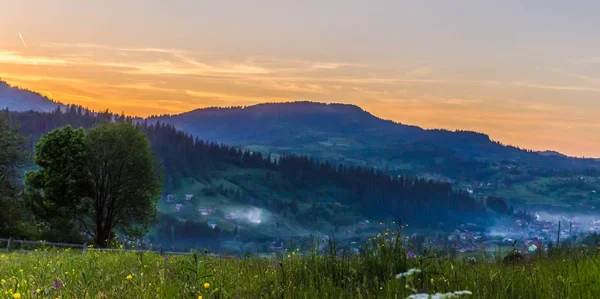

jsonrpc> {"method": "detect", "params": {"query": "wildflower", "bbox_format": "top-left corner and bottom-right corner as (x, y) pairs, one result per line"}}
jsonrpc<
(396, 268), (421, 278)
(52, 280), (62, 288)
(120, 244), (124, 249)
(203, 282), (210, 289)
(198, 296), (203, 299)
(1, 279), (4, 284)
(126, 274), (133, 280)
(407, 251), (417, 259)
(380, 222), (383, 225)
(287, 254), (291, 259)
(13, 293), (21, 299)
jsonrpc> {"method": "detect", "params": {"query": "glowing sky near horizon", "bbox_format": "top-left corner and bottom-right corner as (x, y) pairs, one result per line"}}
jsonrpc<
(1, 1), (600, 157)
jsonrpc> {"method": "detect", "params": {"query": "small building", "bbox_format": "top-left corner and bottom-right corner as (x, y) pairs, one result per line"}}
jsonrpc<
(199, 208), (212, 216)
(269, 241), (284, 252)
(224, 212), (238, 220)
(166, 194), (175, 203)
(175, 204), (183, 212)
(184, 194), (193, 201)
(207, 220), (217, 229)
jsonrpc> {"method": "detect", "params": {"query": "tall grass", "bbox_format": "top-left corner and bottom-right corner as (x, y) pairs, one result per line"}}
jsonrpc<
(2, 228), (600, 298)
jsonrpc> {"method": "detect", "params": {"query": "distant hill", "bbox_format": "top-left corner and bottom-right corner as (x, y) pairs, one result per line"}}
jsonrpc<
(150, 102), (600, 210)
(151, 102), (598, 171)
(0, 80), (64, 112)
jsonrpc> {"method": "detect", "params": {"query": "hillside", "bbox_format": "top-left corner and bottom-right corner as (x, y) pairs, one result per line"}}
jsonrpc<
(7, 108), (496, 252)
(152, 102), (600, 210)
(0, 80), (64, 112)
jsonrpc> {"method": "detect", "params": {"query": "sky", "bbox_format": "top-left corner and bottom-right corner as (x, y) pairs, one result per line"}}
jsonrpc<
(1, 1), (600, 157)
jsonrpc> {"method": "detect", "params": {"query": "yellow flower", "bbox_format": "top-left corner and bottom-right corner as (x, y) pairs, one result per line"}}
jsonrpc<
(36, 289), (41, 294)
(380, 222), (383, 225)
(120, 244), (123, 249)
(203, 282), (210, 289)
(1, 279), (4, 284)
(198, 296), (203, 299)
(13, 293), (21, 299)
(126, 274), (133, 280)
(287, 254), (291, 259)
(292, 252), (295, 255)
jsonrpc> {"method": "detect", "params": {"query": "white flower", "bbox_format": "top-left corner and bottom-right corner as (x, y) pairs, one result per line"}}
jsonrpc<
(396, 268), (422, 278)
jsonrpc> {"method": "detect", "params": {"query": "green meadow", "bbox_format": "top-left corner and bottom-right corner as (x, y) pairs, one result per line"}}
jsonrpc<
(2, 231), (600, 299)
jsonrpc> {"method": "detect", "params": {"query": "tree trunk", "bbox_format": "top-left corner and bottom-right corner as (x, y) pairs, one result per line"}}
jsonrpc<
(95, 227), (111, 248)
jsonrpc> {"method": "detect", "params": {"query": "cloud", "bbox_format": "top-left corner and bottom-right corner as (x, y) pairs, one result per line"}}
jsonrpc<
(443, 98), (481, 106)
(0, 50), (70, 66)
(311, 62), (365, 70)
(572, 56), (600, 65)
(405, 67), (432, 78)
(512, 81), (600, 92)
(527, 103), (558, 112)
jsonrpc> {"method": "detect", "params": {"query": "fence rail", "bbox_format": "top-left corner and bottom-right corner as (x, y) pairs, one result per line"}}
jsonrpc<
(0, 237), (199, 256)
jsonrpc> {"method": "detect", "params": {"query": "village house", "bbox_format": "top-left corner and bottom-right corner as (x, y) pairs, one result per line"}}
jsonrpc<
(224, 212), (238, 220)
(198, 208), (212, 216)
(166, 194), (174, 203)
(269, 240), (284, 252)
(184, 194), (193, 201)
(207, 220), (217, 229)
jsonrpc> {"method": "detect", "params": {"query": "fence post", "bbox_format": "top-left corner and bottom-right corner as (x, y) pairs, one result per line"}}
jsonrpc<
(82, 242), (88, 254)
(557, 221), (561, 246)
(6, 237), (12, 251)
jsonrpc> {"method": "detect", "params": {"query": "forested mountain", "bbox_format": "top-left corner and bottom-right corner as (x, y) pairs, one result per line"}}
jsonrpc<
(151, 102), (600, 210)
(5, 108), (497, 250)
(1, 81), (598, 211)
(0, 80), (64, 112)
(152, 102), (598, 171)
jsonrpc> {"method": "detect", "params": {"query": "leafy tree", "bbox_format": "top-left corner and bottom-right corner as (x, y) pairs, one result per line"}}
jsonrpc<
(0, 112), (29, 236)
(26, 125), (92, 241)
(85, 122), (161, 247)
(27, 122), (161, 247)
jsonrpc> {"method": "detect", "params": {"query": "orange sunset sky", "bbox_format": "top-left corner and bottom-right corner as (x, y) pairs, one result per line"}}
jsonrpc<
(1, 1), (600, 157)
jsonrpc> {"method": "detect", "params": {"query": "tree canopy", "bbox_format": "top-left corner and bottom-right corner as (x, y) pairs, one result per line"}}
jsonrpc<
(0, 112), (29, 236)
(26, 122), (161, 246)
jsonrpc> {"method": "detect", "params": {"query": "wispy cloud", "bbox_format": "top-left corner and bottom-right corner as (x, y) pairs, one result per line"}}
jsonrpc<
(443, 98), (481, 106)
(0, 50), (69, 66)
(512, 81), (600, 92)
(527, 103), (558, 112)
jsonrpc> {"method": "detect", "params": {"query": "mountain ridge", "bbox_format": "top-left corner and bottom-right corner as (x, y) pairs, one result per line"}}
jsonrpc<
(0, 80), (65, 112)
(0, 80), (587, 159)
